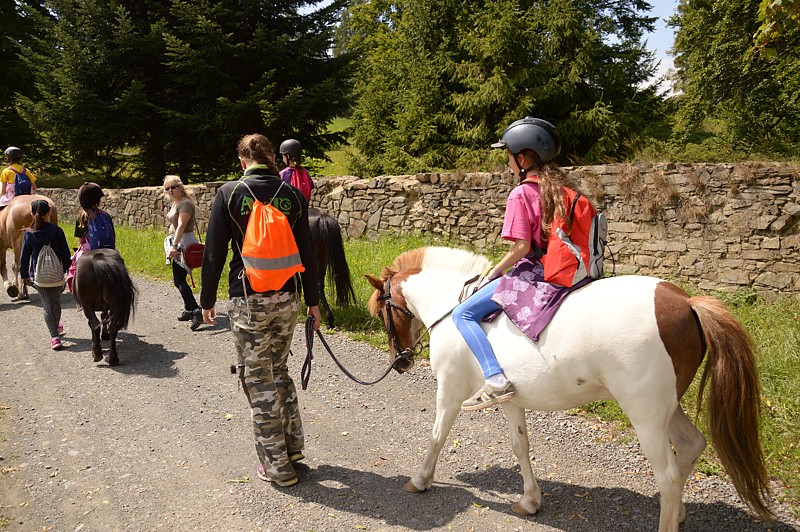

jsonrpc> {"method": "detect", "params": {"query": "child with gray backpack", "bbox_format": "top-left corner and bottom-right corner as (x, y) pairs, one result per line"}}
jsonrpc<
(20, 199), (72, 350)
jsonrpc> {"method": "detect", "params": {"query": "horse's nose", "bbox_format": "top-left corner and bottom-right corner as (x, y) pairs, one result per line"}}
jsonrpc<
(394, 358), (415, 373)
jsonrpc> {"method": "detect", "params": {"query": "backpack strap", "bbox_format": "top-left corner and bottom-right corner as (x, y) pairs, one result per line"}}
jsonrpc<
(569, 192), (582, 224)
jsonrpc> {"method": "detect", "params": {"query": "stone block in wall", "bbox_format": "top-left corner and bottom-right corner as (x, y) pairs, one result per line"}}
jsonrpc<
(721, 270), (751, 285)
(610, 221), (638, 233)
(754, 271), (794, 290)
(388, 215), (404, 227)
(762, 237), (781, 250)
(367, 208), (382, 230)
(770, 215), (794, 233)
(783, 235), (800, 250)
(353, 199), (371, 211)
(773, 262), (800, 274)
(349, 219), (366, 237)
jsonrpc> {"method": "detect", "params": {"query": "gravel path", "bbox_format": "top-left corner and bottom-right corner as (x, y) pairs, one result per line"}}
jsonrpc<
(1, 271), (798, 531)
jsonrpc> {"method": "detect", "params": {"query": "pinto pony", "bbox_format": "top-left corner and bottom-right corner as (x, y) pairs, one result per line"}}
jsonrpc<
(72, 248), (137, 366)
(309, 207), (355, 327)
(0, 194), (58, 299)
(366, 246), (772, 532)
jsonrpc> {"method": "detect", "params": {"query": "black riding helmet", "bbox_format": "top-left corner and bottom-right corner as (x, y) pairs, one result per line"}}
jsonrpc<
(78, 182), (104, 210)
(279, 139), (303, 157)
(4, 146), (23, 161)
(491, 117), (561, 162)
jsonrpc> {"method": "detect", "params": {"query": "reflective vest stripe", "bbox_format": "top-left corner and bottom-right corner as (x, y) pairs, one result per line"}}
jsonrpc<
(242, 253), (303, 271)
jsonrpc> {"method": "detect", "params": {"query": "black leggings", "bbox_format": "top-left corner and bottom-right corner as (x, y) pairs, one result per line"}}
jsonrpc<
(172, 260), (199, 312)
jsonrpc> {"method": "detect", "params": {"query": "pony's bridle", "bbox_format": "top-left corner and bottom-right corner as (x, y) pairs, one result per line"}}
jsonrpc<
(377, 275), (419, 364)
(378, 275), (452, 364)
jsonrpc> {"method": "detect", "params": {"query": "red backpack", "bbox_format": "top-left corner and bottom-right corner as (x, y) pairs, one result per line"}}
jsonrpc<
(288, 167), (313, 203)
(539, 186), (607, 288)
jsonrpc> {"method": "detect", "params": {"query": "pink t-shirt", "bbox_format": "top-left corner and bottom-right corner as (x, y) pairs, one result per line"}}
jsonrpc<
(501, 181), (543, 249)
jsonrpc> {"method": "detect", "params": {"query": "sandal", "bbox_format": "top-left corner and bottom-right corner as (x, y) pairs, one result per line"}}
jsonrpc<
(461, 381), (516, 411)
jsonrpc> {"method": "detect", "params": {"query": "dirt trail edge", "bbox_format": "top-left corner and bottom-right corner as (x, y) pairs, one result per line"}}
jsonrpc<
(1, 273), (798, 532)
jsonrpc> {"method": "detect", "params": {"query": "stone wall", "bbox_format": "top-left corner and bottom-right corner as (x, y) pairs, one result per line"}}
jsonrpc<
(40, 162), (800, 297)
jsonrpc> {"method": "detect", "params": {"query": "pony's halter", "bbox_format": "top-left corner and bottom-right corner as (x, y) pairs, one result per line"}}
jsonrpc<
(377, 275), (426, 364)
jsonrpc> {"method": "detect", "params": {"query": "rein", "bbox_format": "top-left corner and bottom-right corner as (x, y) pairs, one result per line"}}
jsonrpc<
(300, 317), (402, 389)
(300, 274), (454, 389)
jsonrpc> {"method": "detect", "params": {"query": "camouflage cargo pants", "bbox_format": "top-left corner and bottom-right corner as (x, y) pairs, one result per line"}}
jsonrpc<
(229, 293), (303, 482)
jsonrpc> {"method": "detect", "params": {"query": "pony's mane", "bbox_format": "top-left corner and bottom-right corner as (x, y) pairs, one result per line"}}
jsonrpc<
(418, 246), (491, 276)
(369, 246), (491, 315)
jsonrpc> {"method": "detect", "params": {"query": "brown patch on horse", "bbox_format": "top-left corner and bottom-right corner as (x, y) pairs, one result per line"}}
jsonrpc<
(391, 247), (426, 272)
(654, 282), (705, 399)
(366, 248), (428, 316)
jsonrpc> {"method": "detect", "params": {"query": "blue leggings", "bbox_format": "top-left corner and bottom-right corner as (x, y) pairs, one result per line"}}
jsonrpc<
(452, 277), (502, 379)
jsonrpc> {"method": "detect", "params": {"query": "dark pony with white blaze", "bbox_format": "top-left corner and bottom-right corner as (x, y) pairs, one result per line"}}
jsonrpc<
(366, 246), (773, 532)
(73, 248), (137, 366)
(0, 194), (58, 300)
(309, 207), (355, 327)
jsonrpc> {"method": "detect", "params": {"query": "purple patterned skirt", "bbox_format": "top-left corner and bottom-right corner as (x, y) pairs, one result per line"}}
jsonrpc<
(491, 256), (592, 342)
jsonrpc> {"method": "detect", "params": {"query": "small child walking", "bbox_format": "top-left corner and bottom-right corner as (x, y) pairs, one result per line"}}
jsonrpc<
(19, 199), (71, 350)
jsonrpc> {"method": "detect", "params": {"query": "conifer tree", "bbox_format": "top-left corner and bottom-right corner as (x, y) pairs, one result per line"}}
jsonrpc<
(347, 0), (661, 175)
(671, 0), (800, 157)
(16, 0), (351, 182)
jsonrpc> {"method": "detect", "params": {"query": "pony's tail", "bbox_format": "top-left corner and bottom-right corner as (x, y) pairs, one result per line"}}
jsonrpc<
(93, 253), (138, 331)
(690, 296), (773, 521)
(314, 212), (356, 307)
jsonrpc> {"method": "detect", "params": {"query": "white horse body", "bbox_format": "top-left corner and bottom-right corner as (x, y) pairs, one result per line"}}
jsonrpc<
(370, 246), (771, 532)
(406, 265), (675, 413)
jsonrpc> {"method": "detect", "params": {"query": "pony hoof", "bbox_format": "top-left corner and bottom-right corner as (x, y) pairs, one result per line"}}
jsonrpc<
(107, 358), (119, 367)
(511, 499), (540, 516)
(403, 480), (427, 493)
(93, 352), (103, 362)
(6, 284), (18, 298)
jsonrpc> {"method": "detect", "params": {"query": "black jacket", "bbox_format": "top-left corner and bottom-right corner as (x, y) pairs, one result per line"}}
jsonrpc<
(19, 222), (72, 280)
(200, 166), (320, 309)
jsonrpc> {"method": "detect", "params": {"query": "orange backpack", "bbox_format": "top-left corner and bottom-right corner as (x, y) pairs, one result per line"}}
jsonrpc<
(234, 179), (304, 292)
(539, 186), (607, 288)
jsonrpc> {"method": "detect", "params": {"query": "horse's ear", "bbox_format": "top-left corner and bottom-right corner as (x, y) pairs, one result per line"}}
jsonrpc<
(365, 274), (383, 292)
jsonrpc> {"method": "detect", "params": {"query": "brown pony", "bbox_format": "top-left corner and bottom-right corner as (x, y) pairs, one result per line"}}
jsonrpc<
(0, 194), (58, 299)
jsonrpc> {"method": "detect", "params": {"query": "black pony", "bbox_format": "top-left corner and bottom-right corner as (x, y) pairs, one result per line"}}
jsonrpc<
(308, 208), (355, 327)
(72, 248), (138, 366)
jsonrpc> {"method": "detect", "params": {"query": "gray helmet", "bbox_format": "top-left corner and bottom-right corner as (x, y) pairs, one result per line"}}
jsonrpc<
(491, 117), (560, 162)
(279, 139), (302, 157)
(4, 146), (23, 159)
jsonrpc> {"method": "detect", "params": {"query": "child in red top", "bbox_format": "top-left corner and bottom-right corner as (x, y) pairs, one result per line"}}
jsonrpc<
(278, 139), (314, 203)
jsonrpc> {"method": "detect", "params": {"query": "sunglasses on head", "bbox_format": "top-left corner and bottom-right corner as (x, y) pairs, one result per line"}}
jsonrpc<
(165, 184), (179, 191)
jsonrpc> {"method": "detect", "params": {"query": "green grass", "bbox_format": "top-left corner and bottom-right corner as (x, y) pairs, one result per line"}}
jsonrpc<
(74, 223), (799, 511)
(309, 117), (358, 177)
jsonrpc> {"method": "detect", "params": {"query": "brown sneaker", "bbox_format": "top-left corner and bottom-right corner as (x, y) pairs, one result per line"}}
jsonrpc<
(461, 381), (516, 411)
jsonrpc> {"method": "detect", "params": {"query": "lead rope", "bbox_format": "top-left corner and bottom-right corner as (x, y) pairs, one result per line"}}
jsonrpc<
(300, 317), (402, 389)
